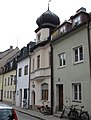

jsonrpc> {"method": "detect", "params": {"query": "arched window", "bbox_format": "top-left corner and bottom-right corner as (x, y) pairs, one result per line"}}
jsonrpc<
(41, 83), (48, 100)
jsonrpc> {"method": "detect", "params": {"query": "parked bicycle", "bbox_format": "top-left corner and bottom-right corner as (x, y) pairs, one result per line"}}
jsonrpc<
(23, 99), (28, 109)
(37, 100), (51, 115)
(60, 104), (74, 119)
(68, 105), (89, 120)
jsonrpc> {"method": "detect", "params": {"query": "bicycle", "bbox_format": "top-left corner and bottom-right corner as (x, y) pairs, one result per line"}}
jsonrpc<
(23, 99), (28, 109)
(37, 100), (51, 115)
(68, 105), (89, 120)
(60, 104), (74, 119)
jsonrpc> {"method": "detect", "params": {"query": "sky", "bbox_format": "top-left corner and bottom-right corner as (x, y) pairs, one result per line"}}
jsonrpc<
(0, 0), (91, 51)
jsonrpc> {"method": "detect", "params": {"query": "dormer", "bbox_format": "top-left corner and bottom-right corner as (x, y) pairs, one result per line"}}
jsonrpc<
(58, 20), (72, 34)
(71, 7), (89, 27)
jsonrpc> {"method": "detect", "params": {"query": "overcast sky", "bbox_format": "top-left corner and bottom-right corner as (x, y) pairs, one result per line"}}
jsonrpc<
(0, 0), (91, 51)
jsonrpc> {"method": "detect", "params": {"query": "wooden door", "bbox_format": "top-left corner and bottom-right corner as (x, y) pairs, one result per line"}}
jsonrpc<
(59, 84), (63, 111)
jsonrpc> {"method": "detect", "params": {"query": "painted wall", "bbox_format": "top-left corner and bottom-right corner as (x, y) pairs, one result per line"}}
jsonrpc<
(53, 26), (91, 114)
(16, 57), (30, 107)
(3, 70), (16, 104)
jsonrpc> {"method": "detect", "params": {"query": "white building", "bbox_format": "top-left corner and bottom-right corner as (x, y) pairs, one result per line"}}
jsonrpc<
(16, 46), (30, 108)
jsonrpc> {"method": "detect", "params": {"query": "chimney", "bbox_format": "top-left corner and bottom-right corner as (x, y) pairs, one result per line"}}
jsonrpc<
(10, 46), (13, 49)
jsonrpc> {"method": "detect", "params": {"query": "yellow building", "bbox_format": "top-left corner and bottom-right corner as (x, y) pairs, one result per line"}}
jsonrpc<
(3, 70), (16, 104)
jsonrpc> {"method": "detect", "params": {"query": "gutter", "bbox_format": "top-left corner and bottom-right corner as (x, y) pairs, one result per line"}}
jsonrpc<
(87, 20), (91, 79)
(28, 56), (31, 109)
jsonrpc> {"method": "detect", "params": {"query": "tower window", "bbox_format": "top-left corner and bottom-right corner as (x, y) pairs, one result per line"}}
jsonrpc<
(37, 33), (41, 42)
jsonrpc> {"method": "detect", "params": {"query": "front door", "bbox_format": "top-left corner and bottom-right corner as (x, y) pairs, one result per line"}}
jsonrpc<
(59, 84), (63, 111)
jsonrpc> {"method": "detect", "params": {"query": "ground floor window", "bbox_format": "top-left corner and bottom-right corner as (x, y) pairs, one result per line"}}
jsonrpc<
(72, 83), (82, 101)
(41, 83), (48, 100)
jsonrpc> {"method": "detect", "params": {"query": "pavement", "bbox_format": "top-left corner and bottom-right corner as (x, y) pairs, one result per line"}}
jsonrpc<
(2, 102), (67, 120)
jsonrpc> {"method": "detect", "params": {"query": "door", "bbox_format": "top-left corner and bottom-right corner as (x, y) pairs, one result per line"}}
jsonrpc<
(59, 84), (63, 111)
(20, 89), (22, 107)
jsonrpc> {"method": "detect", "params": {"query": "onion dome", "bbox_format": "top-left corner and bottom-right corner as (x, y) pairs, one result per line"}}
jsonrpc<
(36, 8), (60, 27)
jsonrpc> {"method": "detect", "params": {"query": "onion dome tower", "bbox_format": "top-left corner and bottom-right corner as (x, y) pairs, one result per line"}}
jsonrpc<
(36, 6), (60, 28)
(35, 3), (60, 43)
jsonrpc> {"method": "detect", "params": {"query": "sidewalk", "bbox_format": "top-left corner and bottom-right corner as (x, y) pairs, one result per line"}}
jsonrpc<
(3, 102), (67, 120)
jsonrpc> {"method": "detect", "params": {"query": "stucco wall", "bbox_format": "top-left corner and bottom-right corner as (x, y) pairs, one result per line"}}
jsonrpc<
(53, 27), (91, 114)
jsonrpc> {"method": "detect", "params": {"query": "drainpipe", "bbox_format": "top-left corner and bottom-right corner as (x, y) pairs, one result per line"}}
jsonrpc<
(1, 74), (4, 101)
(50, 42), (54, 115)
(28, 56), (31, 109)
(87, 20), (91, 79)
(48, 29), (54, 115)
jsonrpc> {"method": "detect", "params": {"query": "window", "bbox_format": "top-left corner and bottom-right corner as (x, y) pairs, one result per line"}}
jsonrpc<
(60, 26), (66, 34)
(58, 52), (66, 67)
(8, 77), (10, 85)
(18, 68), (22, 77)
(4, 91), (6, 98)
(73, 45), (83, 63)
(41, 83), (48, 100)
(37, 33), (41, 42)
(7, 91), (9, 98)
(4, 78), (7, 86)
(10, 91), (12, 98)
(24, 65), (28, 75)
(73, 16), (81, 26)
(10, 76), (13, 85)
(37, 55), (40, 69)
(33, 59), (34, 71)
(10, 61), (13, 68)
(72, 83), (82, 101)
(49, 52), (51, 66)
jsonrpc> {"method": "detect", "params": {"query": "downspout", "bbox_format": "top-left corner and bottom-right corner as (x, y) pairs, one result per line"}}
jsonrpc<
(50, 42), (54, 115)
(87, 20), (91, 79)
(28, 56), (31, 109)
(1, 74), (4, 101)
(49, 27), (54, 115)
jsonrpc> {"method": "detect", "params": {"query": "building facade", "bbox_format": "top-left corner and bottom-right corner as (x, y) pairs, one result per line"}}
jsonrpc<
(16, 42), (35, 108)
(52, 7), (91, 115)
(29, 6), (60, 113)
(0, 46), (20, 101)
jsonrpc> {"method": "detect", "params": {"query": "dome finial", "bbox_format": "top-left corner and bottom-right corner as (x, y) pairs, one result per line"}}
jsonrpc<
(48, 0), (51, 10)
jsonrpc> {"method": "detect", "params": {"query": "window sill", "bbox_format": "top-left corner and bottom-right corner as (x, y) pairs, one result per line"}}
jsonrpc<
(73, 60), (84, 65)
(58, 65), (66, 69)
(72, 100), (82, 103)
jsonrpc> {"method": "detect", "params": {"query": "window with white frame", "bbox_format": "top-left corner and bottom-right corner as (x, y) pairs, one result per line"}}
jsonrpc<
(41, 83), (48, 100)
(37, 33), (41, 42)
(8, 77), (10, 85)
(24, 65), (28, 75)
(10, 76), (13, 85)
(72, 83), (82, 101)
(7, 91), (9, 98)
(49, 52), (51, 66)
(58, 52), (66, 67)
(73, 45), (83, 63)
(37, 55), (40, 69)
(33, 59), (34, 71)
(10, 91), (12, 98)
(73, 16), (81, 26)
(4, 78), (7, 86)
(4, 91), (6, 98)
(60, 26), (66, 34)
(18, 68), (22, 77)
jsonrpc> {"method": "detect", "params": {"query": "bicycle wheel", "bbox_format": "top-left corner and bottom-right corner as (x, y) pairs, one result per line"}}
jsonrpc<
(40, 107), (46, 113)
(80, 112), (89, 120)
(68, 110), (78, 120)
(60, 110), (65, 119)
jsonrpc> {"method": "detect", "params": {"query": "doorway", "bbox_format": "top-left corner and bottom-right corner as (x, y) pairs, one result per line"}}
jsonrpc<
(59, 84), (63, 111)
